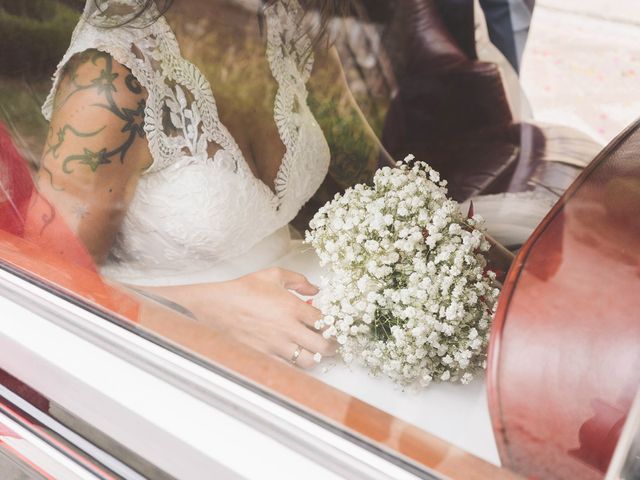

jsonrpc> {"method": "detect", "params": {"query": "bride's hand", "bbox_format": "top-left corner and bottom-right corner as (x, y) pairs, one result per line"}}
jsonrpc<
(192, 268), (336, 369)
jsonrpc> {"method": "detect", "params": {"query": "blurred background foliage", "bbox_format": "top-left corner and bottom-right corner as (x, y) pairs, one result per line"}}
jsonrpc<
(0, 0), (80, 77)
(0, 0), (384, 176)
(0, 0), (81, 160)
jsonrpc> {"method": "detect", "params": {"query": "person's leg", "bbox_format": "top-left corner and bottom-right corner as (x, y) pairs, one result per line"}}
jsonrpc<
(508, 0), (534, 70)
(479, 0), (520, 71)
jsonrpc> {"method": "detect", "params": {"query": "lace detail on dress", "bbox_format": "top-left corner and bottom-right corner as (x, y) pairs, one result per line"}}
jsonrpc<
(265, 0), (314, 201)
(43, 0), (330, 280)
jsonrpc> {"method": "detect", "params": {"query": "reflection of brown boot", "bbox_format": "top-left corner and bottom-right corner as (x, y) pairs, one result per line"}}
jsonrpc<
(379, 0), (600, 202)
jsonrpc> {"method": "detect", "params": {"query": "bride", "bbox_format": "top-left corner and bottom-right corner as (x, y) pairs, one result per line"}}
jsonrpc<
(32, 0), (503, 462)
(34, 0), (373, 368)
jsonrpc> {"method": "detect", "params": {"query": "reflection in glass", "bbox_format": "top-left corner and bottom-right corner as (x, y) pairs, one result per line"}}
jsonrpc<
(0, 1), (638, 478)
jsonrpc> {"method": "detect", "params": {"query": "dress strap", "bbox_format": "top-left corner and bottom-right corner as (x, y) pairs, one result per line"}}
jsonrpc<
(265, 0), (315, 201)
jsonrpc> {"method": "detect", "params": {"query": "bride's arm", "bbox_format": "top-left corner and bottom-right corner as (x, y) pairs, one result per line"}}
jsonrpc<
(30, 49), (151, 263)
(136, 267), (335, 368)
(28, 50), (334, 368)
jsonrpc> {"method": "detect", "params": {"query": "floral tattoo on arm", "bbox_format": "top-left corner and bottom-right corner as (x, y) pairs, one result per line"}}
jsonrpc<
(44, 50), (146, 175)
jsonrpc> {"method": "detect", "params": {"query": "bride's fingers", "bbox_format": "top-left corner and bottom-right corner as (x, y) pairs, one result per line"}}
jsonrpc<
(272, 268), (319, 296)
(303, 299), (330, 332)
(295, 301), (323, 329)
(292, 326), (337, 358)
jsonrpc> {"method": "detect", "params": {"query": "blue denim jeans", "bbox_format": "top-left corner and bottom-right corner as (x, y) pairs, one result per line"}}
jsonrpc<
(479, 0), (534, 72)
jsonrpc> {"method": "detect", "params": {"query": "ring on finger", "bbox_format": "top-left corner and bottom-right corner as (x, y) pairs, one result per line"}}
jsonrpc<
(290, 344), (303, 365)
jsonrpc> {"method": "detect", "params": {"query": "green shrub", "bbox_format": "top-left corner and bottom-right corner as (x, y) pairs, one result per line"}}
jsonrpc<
(0, 1), (80, 78)
(0, 0), (57, 21)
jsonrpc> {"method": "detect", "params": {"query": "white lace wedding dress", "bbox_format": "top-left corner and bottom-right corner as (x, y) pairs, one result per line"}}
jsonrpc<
(40, 0), (534, 465)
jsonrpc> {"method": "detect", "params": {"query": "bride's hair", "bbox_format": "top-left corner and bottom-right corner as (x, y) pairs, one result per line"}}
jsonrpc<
(92, 0), (349, 54)
(93, 0), (350, 28)
(91, 0), (173, 24)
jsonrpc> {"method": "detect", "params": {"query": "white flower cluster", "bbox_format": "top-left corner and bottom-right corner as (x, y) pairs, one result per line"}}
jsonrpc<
(305, 157), (500, 388)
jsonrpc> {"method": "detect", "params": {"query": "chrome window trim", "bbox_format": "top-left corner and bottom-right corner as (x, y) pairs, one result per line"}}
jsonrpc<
(0, 264), (440, 480)
(0, 407), (100, 480)
(1, 384), (146, 480)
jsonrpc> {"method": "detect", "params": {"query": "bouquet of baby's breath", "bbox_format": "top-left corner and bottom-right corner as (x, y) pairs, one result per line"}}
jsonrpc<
(305, 156), (500, 388)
